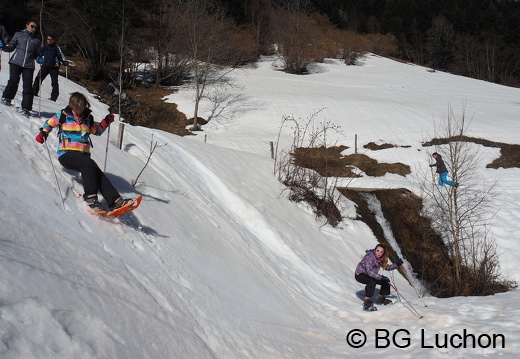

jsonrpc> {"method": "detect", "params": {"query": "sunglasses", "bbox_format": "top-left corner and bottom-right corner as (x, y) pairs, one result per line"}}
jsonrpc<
(29, 24), (37, 29)
(47, 38), (53, 41)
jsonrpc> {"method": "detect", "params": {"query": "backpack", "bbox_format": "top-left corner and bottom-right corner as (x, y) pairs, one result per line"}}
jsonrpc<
(57, 109), (94, 148)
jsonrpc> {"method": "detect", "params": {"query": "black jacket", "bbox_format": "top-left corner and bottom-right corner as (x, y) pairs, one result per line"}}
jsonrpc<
(40, 43), (66, 68)
(431, 154), (448, 174)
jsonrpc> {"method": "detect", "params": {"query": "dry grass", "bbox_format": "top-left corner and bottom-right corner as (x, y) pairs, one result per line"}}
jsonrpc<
(423, 136), (520, 169)
(124, 87), (191, 136)
(292, 146), (411, 178)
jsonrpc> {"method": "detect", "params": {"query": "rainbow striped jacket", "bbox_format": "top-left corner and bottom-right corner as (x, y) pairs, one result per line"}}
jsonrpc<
(42, 106), (109, 157)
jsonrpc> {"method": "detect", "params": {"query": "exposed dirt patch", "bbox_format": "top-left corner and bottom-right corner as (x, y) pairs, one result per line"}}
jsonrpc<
(364, 142), (411, 150)
(423, 136), (520, 169)
(124, 87), (191, 136)
(293, 147), (411, 177)
(293, 146), (358, 177)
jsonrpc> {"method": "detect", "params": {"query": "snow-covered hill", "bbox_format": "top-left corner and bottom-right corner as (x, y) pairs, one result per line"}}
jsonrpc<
(1, 52), (519, 358)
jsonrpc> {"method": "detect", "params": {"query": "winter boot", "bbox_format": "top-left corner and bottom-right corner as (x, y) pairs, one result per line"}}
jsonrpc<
(85, 195), (102, 212)
(2, 98), (12, 106)
(377, 295), (392, 305)
(110, 197), (133, 211)
(363, 298), (375, 311)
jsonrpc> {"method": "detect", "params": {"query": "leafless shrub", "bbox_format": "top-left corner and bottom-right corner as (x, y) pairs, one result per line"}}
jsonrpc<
(133, 132), (167, 187)
(274, 110), (345, 226)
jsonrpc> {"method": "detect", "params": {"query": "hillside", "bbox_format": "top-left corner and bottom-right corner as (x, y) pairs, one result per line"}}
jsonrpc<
(1, 52), (520, 357)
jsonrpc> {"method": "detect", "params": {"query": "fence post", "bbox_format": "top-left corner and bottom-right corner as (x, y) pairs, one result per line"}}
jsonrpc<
(270, 141), (274, 159)
(117, 123), (125, 149)
(355, 134), (358, 154)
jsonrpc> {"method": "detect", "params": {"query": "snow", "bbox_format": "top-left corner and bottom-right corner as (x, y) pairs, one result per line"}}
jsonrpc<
(1, 51), (520, 358)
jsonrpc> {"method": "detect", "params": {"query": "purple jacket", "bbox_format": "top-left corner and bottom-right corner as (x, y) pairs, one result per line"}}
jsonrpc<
(355, 249), (398, 280)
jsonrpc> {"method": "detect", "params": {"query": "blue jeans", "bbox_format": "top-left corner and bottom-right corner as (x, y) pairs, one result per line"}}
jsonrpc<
(438, 172), (456, 186)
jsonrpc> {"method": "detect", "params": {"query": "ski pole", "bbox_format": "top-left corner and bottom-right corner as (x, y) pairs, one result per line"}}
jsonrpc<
(44, 139), (65, 210)
(38, 64), (42, 117)
(390, 282), (423, 319)
(103, 107), (112, 172)
(401, 266), (423, 297)
(402, 266), (428, 308)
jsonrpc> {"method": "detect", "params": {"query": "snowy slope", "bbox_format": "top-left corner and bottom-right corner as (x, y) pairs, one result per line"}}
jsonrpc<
(1, 51), (520, 358)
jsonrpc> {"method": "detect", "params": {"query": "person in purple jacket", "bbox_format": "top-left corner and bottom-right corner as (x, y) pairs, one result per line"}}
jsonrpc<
(355, 244), (403, 310)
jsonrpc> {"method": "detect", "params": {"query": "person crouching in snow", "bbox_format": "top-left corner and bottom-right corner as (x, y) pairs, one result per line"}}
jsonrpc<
(430, 152), (458, 187)
(355, 244), (403, 310)
(35, 92), (132, 212)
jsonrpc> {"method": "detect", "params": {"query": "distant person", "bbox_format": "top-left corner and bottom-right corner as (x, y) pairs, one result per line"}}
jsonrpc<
(35, 92), (133, 212)
(355, 244), (403, 311)
(1, 20), (41, 116)
(0, 23), (11, 71)
(33, 34), (69, 102)
(430, 152), (458, 187)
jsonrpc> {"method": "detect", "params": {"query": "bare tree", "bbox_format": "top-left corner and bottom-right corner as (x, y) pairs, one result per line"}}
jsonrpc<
(180, 0), (257, 130)
(141, 0), (190, 87)
(271, 0), (326, 73)
(420, 105), (510, 295)
(37, 0), (122, 79)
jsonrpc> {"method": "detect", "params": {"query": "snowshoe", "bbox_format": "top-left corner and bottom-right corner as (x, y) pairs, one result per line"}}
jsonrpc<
(110, 197), (133, 211)
(377, 295), (393, 305)
(363, 298), (377, 311)
(105, 196), (142, 217)
(85, 195), (103, 213)
(363, 304), (377, 312)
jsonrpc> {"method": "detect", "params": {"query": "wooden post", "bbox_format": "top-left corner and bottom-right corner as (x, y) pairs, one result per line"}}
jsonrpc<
(117, 123), (125, 149)
(270, 141), (274, 159)
(355, 134), (358, 154)
(204, 134), (207, 143)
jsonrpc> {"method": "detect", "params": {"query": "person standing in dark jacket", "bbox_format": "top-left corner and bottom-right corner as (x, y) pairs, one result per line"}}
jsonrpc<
(355, 244), (403, 310)
(1, 20), (41, 115)
(430, 152), (458, 187)
(33, 34), (69, 102)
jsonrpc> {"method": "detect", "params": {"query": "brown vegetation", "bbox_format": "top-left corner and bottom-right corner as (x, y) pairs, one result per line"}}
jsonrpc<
(293, 146), (411, 178)
(424, 136), (520, 169)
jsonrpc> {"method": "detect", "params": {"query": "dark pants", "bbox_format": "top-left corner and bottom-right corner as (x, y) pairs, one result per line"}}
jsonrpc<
(33, 65), (60, 100)
(2, 64), (35, 110)
(355, 274), (390, 298)
(59, 152), (121, 207)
